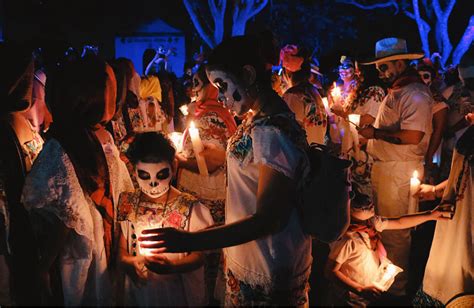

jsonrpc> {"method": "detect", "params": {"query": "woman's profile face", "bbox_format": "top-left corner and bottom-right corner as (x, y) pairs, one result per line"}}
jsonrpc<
(206, 68), (253, 116)
(339, 65), (355, 82)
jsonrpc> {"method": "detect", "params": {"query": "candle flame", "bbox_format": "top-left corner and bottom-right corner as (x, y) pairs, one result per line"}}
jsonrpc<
(179, 105), (189, 116)
(331, 82), (341, 97)
(413, 170), (418, 179)
(190, 121), (196, 129)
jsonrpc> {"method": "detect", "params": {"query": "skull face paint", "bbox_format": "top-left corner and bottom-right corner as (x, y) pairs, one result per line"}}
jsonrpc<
(206, 69), (252, 116)
(191, 73), (206, 102)
(135, 161), (172, 199)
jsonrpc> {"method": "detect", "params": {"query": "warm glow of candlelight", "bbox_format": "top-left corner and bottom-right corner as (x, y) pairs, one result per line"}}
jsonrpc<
(168, 132), (183, 153)
(188, 121), (209, 176)
(412, 170), (418, 179)
(190, 121), (196, 129)
(348, 114), (361, 127)
(179, 105), (189, 116)
(373, 262), (403, 291)
(331, 82), (341, 98)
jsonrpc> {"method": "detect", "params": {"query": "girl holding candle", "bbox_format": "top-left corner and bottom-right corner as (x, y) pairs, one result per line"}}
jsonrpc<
(117, 132), (214, 306)
(325, 187), (452, 307)
(178, 65), (237, 224)
(139, 35), (314, 306)
(329, 56), (385, 198)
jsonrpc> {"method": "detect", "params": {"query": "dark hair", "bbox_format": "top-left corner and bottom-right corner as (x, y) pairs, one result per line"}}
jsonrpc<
(126, 132), (176, 165)
(350, 183), (373, 210)
(206, 35), (277, 87)
(195, 64), (210, 85)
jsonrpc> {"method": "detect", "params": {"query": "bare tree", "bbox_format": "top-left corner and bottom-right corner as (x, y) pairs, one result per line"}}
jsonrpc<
(337, 0), (474, 67)
(184, 0), (268, 49)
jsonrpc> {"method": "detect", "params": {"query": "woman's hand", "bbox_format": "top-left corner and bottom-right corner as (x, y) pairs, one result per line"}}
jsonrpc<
(145, 254), (175, 274)
(415, 184), (437, 201)
(139, 227), (191, 253)
(127, 256), (148, 287)
(199, 143), (226, 173)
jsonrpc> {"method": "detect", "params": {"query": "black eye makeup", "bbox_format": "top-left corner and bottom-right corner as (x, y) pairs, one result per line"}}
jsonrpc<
(137, 169), (151, 180)
(377, 64), (388, 73)
(213, 78), (227, 92)
(156, 168), (170, 180)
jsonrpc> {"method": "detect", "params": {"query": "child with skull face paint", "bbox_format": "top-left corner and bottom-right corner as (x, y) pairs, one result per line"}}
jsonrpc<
(139, 35), (314, 307)
(117, 132), (214, 306)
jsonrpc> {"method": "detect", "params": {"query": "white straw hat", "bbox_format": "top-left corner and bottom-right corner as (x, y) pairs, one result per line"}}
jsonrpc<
(361, 37), (424, 65)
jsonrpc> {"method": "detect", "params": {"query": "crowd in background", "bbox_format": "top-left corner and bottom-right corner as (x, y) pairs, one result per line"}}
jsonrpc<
(0, 33), (472, 307)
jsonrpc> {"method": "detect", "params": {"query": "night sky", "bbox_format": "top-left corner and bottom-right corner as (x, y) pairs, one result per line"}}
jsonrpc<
(2, 0), (472, 75)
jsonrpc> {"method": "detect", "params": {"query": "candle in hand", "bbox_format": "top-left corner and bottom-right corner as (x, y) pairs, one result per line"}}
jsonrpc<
(188, 121), (209, 176)
(347, 114), (360, 161)
(322, 97), (332, 115)
(331, 82), (342, 102)
(373, 263), (403, 291)
(168, 132), (184, 153)
(409, 170), (421, 214)
(179, 105), (189, 116)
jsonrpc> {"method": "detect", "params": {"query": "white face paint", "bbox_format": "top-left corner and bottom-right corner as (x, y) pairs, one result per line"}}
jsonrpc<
(206, 69), (252, 116)
(191, 73), (205, 102)
(135, 161), (172, 199)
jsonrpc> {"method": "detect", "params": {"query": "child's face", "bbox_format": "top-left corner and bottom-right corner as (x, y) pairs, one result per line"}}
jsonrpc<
(135, 160), (172, 199)
(351, 206), (375, 221)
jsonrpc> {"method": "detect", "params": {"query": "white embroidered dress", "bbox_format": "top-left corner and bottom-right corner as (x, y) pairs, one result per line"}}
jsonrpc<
(224, 113), (312, 306)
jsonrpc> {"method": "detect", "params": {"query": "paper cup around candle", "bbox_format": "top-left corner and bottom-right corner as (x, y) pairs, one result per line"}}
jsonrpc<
(373, 262), (403, 291)
(179, 105), (189, 116)
(348, 114), (361, 127)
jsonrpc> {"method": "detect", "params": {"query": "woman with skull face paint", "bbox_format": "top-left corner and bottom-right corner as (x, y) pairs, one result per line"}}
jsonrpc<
(117, 132), (214, 306)
(178, 65), (237, 224)
(139, 35), (313, 307)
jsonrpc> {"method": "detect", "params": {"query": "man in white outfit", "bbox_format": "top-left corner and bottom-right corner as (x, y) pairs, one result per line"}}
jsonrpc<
(359, 37), (433, 297)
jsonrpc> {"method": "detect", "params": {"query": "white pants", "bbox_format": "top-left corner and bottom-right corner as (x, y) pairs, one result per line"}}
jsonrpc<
(371, 160), (423, 296)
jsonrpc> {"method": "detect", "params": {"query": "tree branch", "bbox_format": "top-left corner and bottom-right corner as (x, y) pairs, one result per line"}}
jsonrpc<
(452, 15), (474, 65)
(336, 0), (399, 15)
(231, 0), (268, 36)
(406, 0), (431, 57)
(208, 0), (226, 45)
(184, 0), (216, 48)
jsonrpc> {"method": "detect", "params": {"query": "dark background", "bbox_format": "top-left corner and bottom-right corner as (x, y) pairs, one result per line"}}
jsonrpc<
(2, 0), (472, 76)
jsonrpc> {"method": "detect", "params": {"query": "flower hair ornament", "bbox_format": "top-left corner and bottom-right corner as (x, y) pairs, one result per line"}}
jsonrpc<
(280, 44), (304, 73)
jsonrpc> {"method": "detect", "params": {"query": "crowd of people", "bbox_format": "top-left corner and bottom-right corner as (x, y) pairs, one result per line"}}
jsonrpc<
(0, 34), (472, 307)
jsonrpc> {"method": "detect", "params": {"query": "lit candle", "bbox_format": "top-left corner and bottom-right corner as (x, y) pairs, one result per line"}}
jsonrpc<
(179, 105), (189, 116)
(137, 222), (164, 257)
(168, 132), (183, 153)
(409, 170), (421, 214)
(188, 121), (208, 176)
(331, 82), (341, 102)
(347, 114), (360, 160)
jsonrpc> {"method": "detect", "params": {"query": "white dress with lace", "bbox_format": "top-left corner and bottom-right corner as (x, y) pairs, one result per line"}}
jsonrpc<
(22, 137), (133, 306)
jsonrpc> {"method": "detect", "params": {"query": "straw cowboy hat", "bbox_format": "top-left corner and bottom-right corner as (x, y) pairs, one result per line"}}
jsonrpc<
(361, 37), (424, 65)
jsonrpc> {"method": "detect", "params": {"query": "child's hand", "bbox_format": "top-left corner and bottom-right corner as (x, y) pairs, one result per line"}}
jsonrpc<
(145, 254), (175, 274)
(358, 285), (382, 301)
(430, 204), (455, 220)
(131, 256), (148, 286)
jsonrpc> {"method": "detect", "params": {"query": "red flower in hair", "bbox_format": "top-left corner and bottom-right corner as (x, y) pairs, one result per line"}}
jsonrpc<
(280, 44), (304, 73)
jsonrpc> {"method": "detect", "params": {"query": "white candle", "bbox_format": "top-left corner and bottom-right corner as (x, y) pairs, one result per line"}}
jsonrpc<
(179, 105), (189, 116)
(168, 132), (183, 153)
(331, 82), (341, 102)
(347, 114), (361, 161)
(188, 121), (208, 176)
(137, 222), (163, 257)
(409, 170), (421, 214)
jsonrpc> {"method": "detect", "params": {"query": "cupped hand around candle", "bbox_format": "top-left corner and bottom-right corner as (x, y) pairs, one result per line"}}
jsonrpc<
(139, 227), (190, 253)
(145, 254), (175, 274)
(415, 184), (436, 201)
